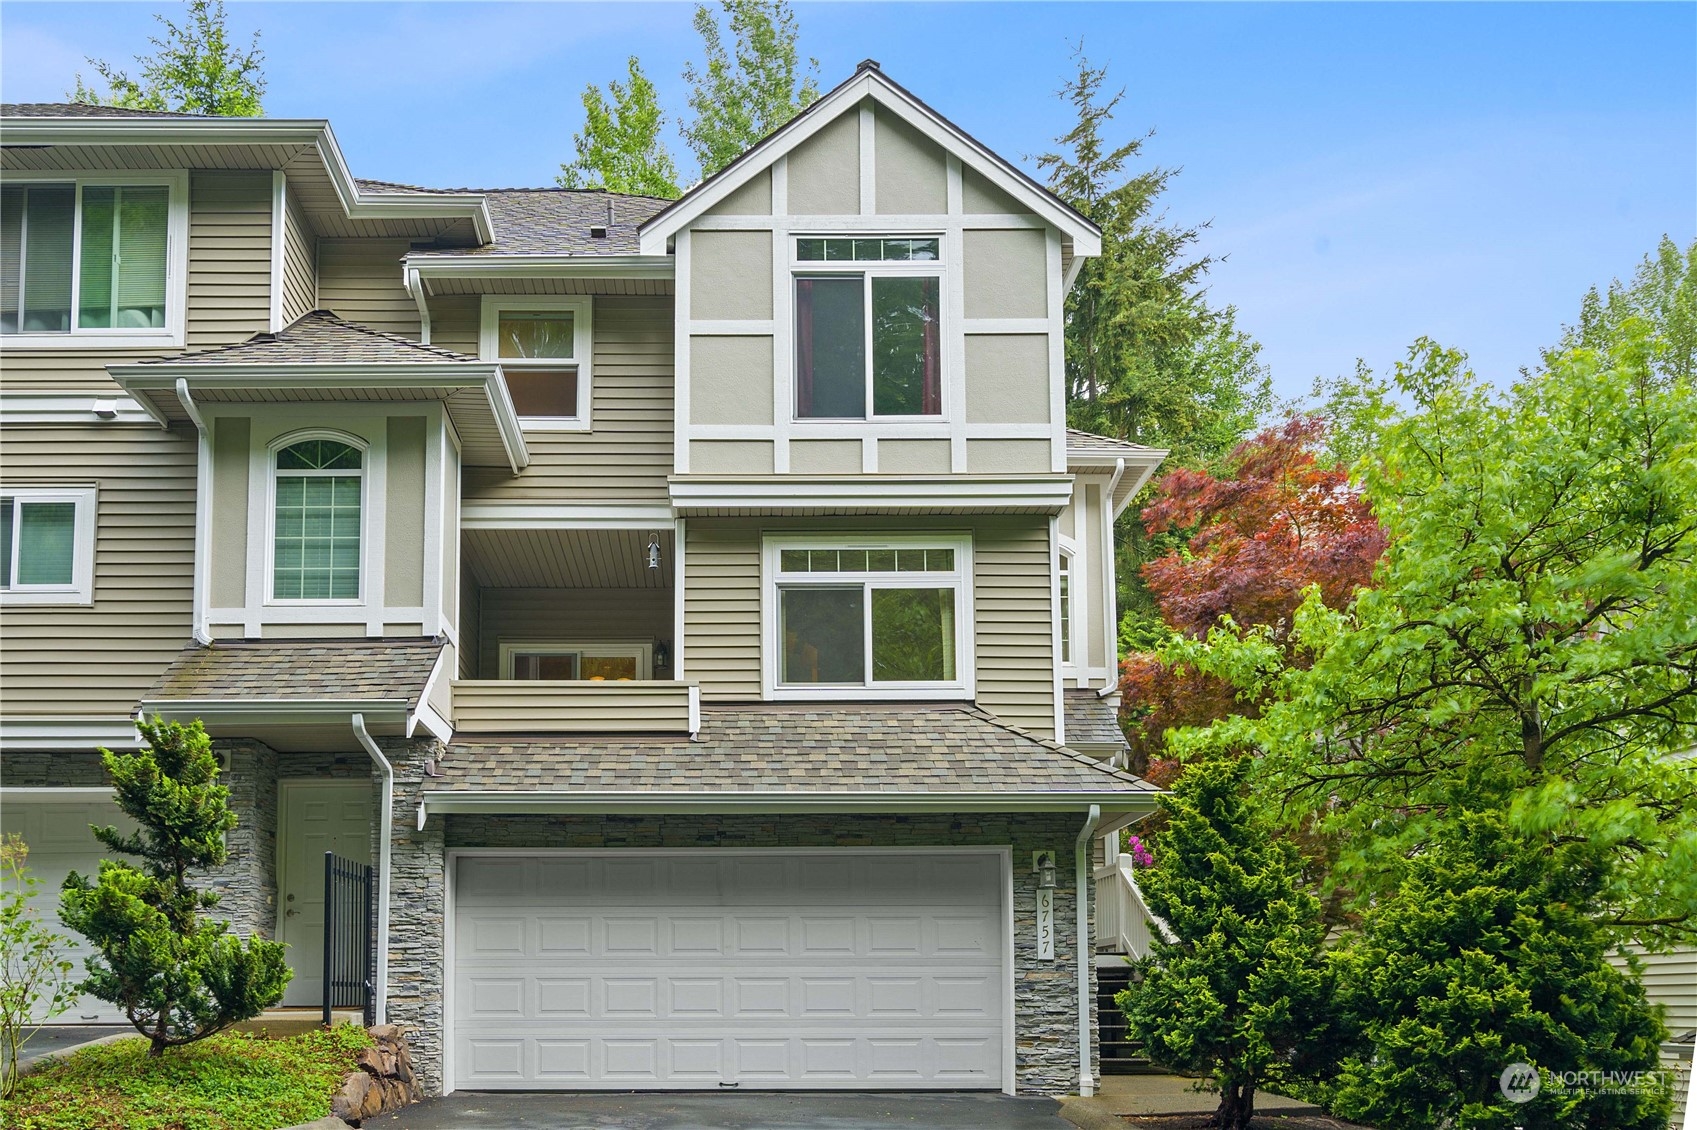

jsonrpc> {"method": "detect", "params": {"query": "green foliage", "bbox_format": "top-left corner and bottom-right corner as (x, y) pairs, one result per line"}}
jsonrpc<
(1556, 234), (1696, 385)
(682, 0), (819, 179)
(1328, 812), (1671, 1130)
(0, 835), (78, 1098)
(1168, 321), (1697, 939)
(1119, 757), (1336, 1130)
(70, 0), (264, 117)
(4, 1026), (371, 1130)
(59, 719), (289, 1057)
(558, 56), (681, 198)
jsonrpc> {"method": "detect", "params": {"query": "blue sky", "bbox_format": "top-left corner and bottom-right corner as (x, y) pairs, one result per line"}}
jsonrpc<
(3, 2), (1691, 401)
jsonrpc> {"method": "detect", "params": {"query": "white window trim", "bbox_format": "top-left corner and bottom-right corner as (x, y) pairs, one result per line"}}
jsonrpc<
(478, 295), (593, 433)
(498, 640), (654, 681)
(1057, 541), (1077, 670)
(0, 486), (97, 606)
(790, 233), (946, 424)
(761, 532), (975, 702)
(264, 429), (369, 607)
(0, 170), (190, 350)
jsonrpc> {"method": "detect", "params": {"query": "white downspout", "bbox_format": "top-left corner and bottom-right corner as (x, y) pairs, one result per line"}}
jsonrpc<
(352, 712), (392, 1026)
(405, 267), (431, 345)
(1076, 803), (1102, 1097)
(174, 378), (212, 645)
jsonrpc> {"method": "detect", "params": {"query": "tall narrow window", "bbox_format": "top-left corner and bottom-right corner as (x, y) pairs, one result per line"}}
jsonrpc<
(1058, 551), (1073, 665)
(794, 236), (942, 419)
(273, 439), (362, 601)
(0, 488), (97, 604)
(770, 540), (969, 696)
(1, 179), (176, 338)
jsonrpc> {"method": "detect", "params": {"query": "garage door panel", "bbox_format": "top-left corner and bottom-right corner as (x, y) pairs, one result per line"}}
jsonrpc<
(451, 851), (1007, 1090)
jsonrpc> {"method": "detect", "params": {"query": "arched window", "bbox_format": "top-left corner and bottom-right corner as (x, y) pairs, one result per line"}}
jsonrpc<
(273, 438), (362, 600)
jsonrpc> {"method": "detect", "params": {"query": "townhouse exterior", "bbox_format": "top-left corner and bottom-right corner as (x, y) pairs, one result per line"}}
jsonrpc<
(0, 62), (1169, 1098)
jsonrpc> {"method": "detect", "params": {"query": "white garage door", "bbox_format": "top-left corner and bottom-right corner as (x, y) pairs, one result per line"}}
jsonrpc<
(451, 851), (1009, 1091)
(0, 796), (138, 1024)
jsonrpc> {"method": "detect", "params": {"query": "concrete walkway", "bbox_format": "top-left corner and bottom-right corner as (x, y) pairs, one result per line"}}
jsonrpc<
(1090, 1074), (1320, 1116)
(14, 1025), (132, 1068)
(365, 1091), (1073, 1129)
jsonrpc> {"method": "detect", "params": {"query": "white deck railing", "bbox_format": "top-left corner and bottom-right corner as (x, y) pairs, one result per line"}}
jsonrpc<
(1093, 856), (1174, 957)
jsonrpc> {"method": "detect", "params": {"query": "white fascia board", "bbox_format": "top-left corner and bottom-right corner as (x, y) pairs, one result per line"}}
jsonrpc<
(639, 69), (1102, 256)
(0, 392), (157, 426)
(406, 253), (674, 280)
(0, 718), (142, 751)
(140, 699), (411, 730)
(0, 117), (493, 244)
(461, 502), (678, 530)
(421, 790), (1161, 817)
(668, 475), (1075, 515)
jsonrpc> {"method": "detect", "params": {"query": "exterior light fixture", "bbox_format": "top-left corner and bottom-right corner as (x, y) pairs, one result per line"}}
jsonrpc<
(655, 639), (671, 670)
(1034, 851), (1057, 960)
(1037, 853), (1058, 891)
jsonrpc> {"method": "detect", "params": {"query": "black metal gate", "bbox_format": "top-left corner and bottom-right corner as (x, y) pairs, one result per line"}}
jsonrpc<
(322, 851), (375, 1027)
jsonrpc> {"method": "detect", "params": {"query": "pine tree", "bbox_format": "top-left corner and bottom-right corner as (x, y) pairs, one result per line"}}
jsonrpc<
(59, 719), (289, 1057)
(71, 0), (265, 117)
(557, 56), (681, 198)
(681, 0), (819, 178)
(1119, 757), (1337, 1130)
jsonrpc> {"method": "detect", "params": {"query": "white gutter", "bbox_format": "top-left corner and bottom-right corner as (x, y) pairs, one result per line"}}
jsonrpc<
(404, 267), (432, 346)
(174, 379), (212, 645)
(351, 713), (392, 1027)
(418, 790), (1157, 820)
(405, 253), (674, 280)
(1076, 803), (1102, 1097)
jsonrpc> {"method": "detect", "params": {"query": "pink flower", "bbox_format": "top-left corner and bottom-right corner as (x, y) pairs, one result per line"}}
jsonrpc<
(1125, 834), (1154, 868)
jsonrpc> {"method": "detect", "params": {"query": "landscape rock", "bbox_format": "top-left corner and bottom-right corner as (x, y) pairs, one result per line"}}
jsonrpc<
(331, 1025), (419, 1126)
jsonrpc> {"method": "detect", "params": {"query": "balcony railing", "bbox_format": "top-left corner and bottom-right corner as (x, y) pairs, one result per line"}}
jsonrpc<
(1094, 857), (1174, 958)
(451, 680), (700, 736)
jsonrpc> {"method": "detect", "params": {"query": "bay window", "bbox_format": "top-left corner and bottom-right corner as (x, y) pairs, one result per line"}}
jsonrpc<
(480, 296), (593, 429)
(1, 175), (182, 342)
(765, 536), (972, 698)
(794, 236), (942, 419)
(0, 487), (97, 605)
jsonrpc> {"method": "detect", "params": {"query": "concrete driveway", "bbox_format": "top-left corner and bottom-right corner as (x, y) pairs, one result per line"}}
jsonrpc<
(364, 1091), (1073, 1129)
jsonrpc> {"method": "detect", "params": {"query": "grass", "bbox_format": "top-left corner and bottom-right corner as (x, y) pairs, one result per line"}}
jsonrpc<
(3, 1024), (373, 1130)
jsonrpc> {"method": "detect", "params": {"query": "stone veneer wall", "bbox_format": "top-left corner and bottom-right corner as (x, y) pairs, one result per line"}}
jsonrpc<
(380, 759), (1098, 1098)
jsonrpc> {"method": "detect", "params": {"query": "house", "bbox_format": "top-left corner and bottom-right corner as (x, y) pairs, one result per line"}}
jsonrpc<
(0, 62), (1167, 1098)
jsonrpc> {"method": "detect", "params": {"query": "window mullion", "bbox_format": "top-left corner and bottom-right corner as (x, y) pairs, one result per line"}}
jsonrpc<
(15, 190), (28, 327)
(68, 182), (83, 334)
(862, 580), (875, 686)
(863, 272), (875, 419)
(109, 185), (122, 328)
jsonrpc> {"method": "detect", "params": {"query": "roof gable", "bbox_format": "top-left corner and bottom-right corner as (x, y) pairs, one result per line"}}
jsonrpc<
(639, 62), (1101, 256)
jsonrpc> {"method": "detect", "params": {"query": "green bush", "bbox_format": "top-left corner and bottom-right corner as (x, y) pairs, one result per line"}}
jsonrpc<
(1328, 812), (1672, 1130)
(3, 1025), (371, 1130)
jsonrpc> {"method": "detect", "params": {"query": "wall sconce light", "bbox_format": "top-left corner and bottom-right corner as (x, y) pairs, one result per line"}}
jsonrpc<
(655, 639), (671, 670)
(1036, 853), (1058, 891)
(1034, 851), (1057, 960)
(647, 532), (662, 570)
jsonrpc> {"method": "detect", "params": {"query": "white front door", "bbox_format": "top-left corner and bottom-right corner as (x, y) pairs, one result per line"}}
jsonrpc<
(278, 781), (372, 1006)
(450, 850), (1010, 1091)
(0, 795), (139, 1023)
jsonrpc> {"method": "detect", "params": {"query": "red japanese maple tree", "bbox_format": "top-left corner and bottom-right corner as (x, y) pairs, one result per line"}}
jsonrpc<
(1120, 417), (1385, 772)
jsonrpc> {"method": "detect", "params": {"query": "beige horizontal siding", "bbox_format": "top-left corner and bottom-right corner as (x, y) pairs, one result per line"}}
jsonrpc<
(452, 680), (693, 734)
(280, 183), (317, 324)
(462, 295), (674, 505)
(474, 587), (673, 679)
(1, 171), (273, 392)
(316, 238), (418, 336)
(0, 424), (195, 718)
(681, 515), (1057, 737)
(1613, 945), (1697, 1035)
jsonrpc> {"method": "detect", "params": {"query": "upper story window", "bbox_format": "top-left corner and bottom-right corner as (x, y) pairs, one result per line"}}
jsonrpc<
(272, 438), (363, 602)
(480, 296), (594, 431)
(0, 487), (97, 605)
(0, 174), (186, 347)
(763, 534), (973, 700)
(1058, 550), (1073, 665)
(794, 236), (941, 420)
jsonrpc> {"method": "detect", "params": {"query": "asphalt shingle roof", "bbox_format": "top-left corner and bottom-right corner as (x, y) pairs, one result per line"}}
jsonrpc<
(141, 310), (478, 366)
(0, 102), (208, 119)
(1066, 428), (1164, 458)
(145, 639), (444, 708)
(1063, 690), (1129, 750)
(355, 183), (672, 256)
(439, 702), (1157, 795)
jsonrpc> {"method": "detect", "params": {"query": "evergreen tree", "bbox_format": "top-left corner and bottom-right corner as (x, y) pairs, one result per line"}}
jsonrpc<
(71, 0), (265, 117)
(1120, 757), (1337, 1130)
(60, 719), (289, 1057)
(1329, 813), (1671, 1130)
(682, 0), (819, 178)
(558, 56), (682, 198)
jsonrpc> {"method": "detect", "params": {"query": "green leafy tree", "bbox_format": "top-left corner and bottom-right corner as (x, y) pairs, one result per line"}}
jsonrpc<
(682, 0), (819, 179)
(1328, 812), (1671, 1130)
(1120, 757), (1337, 1130)
(59, 719), (289, 1057)
(1556, 235), (1696, 385)
(1168, 323), (1697, 938)
(70, 0), (264, 116)
(0, 835), (78, 1097)
(558, 56), (681, 198)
